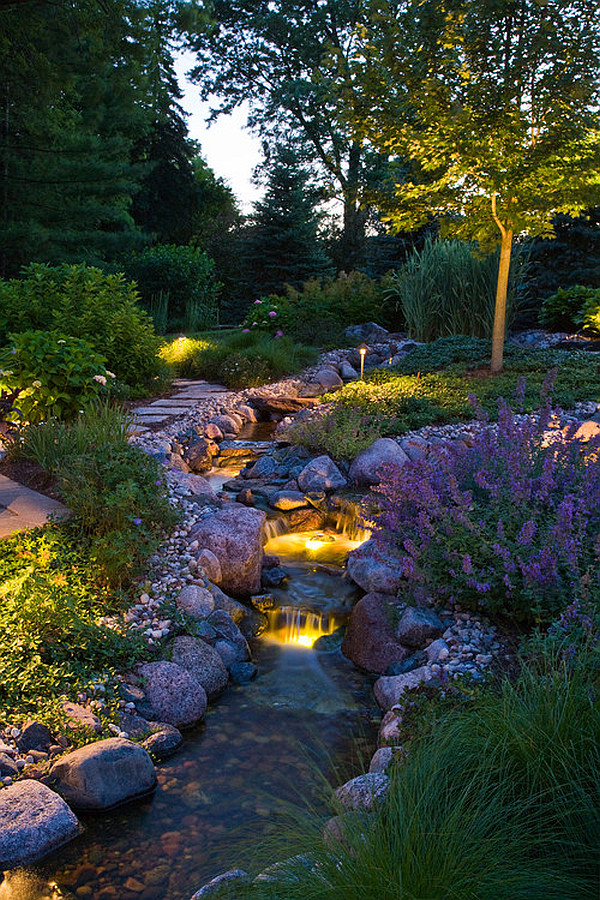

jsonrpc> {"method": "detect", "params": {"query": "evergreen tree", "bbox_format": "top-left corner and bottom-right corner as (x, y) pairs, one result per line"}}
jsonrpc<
(527, 209), (600, 305)
(242, 145), (334, 298)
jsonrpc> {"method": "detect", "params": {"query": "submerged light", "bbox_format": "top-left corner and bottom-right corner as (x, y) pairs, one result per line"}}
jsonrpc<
(305, 533), (336, 551)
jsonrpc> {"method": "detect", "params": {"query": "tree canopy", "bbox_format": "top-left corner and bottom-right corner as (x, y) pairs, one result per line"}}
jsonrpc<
(356, 0), (600, 369)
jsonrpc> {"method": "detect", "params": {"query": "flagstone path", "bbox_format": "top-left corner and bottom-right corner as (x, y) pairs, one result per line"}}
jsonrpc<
(131, 379), (228, 427)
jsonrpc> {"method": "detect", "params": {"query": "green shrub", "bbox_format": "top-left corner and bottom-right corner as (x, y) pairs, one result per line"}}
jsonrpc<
(122, 244), (220, 333)
(0, 528), (148, 717)
(242, 297), (282, 334)
(384, 237), (527, 342)
(539, 284), (600, 332)
(0, 331), (110, 423)
(270, 272), (386, 346)
(283, 405), (386, 460)
(0, 263), (166, 389)
(58, 443), (178, 585)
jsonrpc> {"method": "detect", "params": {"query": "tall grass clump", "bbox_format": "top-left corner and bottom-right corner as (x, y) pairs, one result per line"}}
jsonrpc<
(385, 237), (527, 341)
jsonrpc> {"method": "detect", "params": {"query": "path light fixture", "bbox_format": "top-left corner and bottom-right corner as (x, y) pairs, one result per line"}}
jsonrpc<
(359, 343), (368, 380)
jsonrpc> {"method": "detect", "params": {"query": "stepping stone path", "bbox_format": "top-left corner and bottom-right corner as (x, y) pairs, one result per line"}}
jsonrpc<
(132, 380), (228, 426)
(0, 475), (69, 540)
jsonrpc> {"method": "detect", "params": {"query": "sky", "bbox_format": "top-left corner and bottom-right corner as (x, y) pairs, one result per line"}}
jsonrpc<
(174, 51), (263, 212)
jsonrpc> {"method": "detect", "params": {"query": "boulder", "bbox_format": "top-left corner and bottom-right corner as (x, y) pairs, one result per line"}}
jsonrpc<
(244, 456), (279, 479)
(0, 753), (18, 777)
(270, 491), (309, 511)
(247, 394), (315, 419)
(170, 635), (229, 698)
(400, 435), (430, 462)
(16, 721), (53, 752)
(50, 738), (156, 810)
(208, 610), (251, 666)
(396, 607), (444, 648)
(188, 507), (266, 596)
(374, 666), (433, 709)
(237, 403), (258, 422)
(297, 456), (347, 493)
(210, 414), (242, 436)
(176, 584), (215, 619)
(287, 507), (327, 532)
(190, 870), (250, 899)
(314, 368), (343, 391)
(0, 781), (80, 869)
(341, 592), (409, 674)
(134, 662), (207, 728)
(183, 438), (215, 474)
(196, 549), (222, 584)
(141, 725), (183, 761)
(349, 438), (409, 487)
(346, 540), (403, 594)
(334, 773), (390, 812)
(344, 322), (389, 344)
(60, 701), (102, 734)
(378, 710), (404, 747)
(339, 361), (359, 380)
(229, 662), (258, 684)
(369, 747), (396, 774)
(204, 422), (223, 441)
(425, 638), (450, 663)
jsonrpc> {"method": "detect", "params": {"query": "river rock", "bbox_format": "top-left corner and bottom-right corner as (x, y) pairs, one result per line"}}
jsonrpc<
(170, 635), (229, 698)
(245, 455), (279, 479)
(183, 438), (215, 474)
(341, 592), (409, 674)
(269, 490), (309, 510)
(426, 638), (450, 663)
(50, 738), (156, 810)
(188, 507), (266, 596)
(237, 403), (258, 422)
(61, 701), (102, 734)
(297, 456), (347, 492)
(210, 414), (241, 436)
(314, 368), (343, 391)
(229, 662), (258, 684)
(368, 746), (405, 774)
(0, 753), (18, 777)
(0, 781), (81, 869)
(16, 721), (53, 752)
(400, 435), (430, 462)
(134, 662), (207, 728)
(247, 394), (315, 419)
(204, 422), (223, 441)
(346, 540), (403, 594)
(196, 549), (222, 584)
(334, 773), (390, 812)
(396, 607), (444, 648)
(190, 869), (250, 898)
(374, 666), (433, 709)
(176, 584), (216, 619)
(349, 438), (409, 486)
(141, 724), (183, 761)
(339, 361), (359, 380)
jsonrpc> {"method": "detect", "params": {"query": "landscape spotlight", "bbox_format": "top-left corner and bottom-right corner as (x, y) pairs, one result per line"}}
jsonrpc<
(359, 343), (368, 380)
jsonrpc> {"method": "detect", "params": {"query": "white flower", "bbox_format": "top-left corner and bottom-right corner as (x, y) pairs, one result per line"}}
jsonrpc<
(93, 374), (107, 386)
(106, 370), (116, 379)
(57, 339), (66, 344)
(32, 380), (42, 388)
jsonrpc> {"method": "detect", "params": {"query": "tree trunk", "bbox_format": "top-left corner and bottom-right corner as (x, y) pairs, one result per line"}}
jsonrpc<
(339, 140), (366, 271)
(490, 228), (513, 374)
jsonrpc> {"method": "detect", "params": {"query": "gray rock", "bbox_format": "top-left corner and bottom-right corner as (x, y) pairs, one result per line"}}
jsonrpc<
(170, 635), (229, 698)
(16, 721), (53, 752)
(374, 666), (433, 709)
(378, 710), (404, 747)
(61, 702), (102, 734)
(229, 662), (257, 684)
(396, 607), (444, 648)
(244, 455), (279, 479)
(341, 592), (409, 674)
(339, 361), (359, 380)
(269, 490), (309, 511)
(349, 438), (409, 486)
(237, 403), (258, 423)
(134, 661), (207, 728)
(368, 746), (403, 774)
(176, 584), (216, 619)
(188, 507), (266, 596)
(190, 869), (250, 899)
(50, 738), (156, 810)
(314, 368), (343, 391)
(334, 773), (390, 812)
(0, 781), (80, 869)
(141, 724), (183, 761)
(298, 382), (324, 398)
(214, 638), (250, 667)
(196, 548), (223, 584)
(0, 752), (18, 777)
(400, 435), (430, 462)
(426, 638), (450, 663)
(346, 540), (403, 594)
(297, 455), (347, 493)
(210, 414), (241, 436)
(345, 322), (389, 343)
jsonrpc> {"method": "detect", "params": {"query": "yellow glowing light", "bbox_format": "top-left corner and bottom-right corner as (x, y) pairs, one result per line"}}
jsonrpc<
(295, 635), (315, 647)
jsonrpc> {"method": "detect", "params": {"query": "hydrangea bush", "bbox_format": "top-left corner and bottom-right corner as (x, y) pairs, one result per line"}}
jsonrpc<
(242, 297), (281, 333)
(371, 384), (600, 623)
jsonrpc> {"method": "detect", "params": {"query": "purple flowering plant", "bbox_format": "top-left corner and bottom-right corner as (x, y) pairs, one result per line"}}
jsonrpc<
(371, 379), (600, 623)
(242, 297), (281, 334)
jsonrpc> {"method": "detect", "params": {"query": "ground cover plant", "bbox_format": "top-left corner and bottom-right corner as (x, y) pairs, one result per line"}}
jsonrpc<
(0, 526), (149, 721)
(159, 330), (318, 388)
(371, 389), (600, 624)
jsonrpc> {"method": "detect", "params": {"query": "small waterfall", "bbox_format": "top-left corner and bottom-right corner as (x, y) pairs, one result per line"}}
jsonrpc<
(264, 515), (290, 542)
(265, 606), (344, 648)
(333, 499), (372, 544)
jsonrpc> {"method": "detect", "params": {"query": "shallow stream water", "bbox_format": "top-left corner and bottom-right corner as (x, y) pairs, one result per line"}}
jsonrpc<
(3, 430), (377, 900)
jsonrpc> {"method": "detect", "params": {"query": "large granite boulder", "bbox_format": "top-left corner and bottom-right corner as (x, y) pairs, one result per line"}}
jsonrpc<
(170, 635), (229, 698)
(210, 414), (241, 436)
(0, 781), (80, 869)
(346, 540), (403, 595)
(333, 773), (390, 812)
(134, 661), (207, 728)
(341, 592), (409, 674)
(396, 607), (444, 648)
(188, 507), (266, 596)
(349, 438), (409, 487)
(314, 368), (343, 391)
(183, 438), (216, 474)
(345, 322), (389, 343)
(374, 666), (433, 709)
(176, 584), (215, 619)
(50, 738), (156, 810)
(297, 455), (347, 493)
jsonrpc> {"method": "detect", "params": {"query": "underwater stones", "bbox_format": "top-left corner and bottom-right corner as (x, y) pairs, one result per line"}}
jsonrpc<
(334, 773), (390, 812)
(170, 635), (229, 698)
(396, 607), (444, 648)
(346, 540), (403, 595)
(176, 584), (215, 619)
(49, 739), (156, 810)
(297, 455), (347, 493)
(0, 781), (81, 869)
(374, 666), (433, 710)
(341, 592), (410, 674)
(188, 507), (266, 596)
(348, 438), (409, 487)
(133, 662), (207, 728)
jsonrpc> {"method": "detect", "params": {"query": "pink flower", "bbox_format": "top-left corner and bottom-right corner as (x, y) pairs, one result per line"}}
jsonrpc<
(269, 310), (277, 317)
(254, 299), (263, 305)
(275, 329), (284, 338)
(242, 328), (250, 333)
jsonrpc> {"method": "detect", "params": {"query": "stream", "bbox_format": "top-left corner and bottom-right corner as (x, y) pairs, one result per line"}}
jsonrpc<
(2, 430), (378, 900)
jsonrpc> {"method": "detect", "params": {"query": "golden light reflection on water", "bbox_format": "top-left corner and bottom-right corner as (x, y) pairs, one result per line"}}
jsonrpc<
(265, 606), (344, 648)
(264, 529), (368, 566)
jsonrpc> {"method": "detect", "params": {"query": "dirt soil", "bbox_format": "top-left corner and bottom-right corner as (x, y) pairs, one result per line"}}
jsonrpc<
(0, 456), (63, 501)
